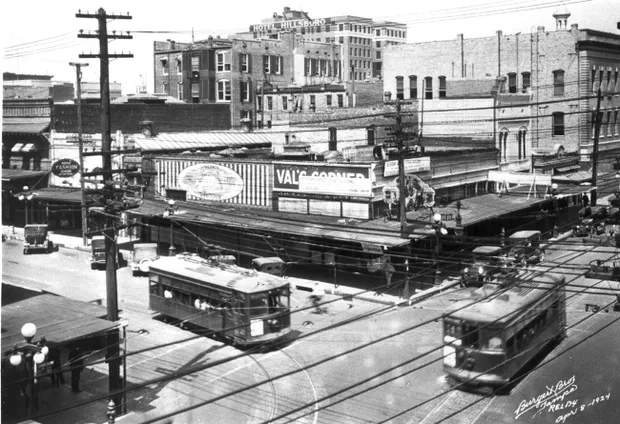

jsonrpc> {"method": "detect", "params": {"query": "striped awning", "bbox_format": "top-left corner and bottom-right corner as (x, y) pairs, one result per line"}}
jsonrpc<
(11, 143), (36, 153)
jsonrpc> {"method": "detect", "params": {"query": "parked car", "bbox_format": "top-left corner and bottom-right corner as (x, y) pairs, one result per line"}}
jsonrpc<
(23, 224), (53, 254)
(573, 218), (606, 237)
(506, 230), (545, 265)
(130, 243), (159, 276)
(460, 246), (505, 287)
(90, 235), (106, 270)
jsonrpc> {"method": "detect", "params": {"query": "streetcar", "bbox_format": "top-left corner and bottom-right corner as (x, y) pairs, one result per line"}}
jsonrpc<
(148, 253), (292, 348)
(442, 269), (567, 389)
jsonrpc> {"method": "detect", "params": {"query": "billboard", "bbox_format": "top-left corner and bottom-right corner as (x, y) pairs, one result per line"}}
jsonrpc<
(274, 163), (373, 197)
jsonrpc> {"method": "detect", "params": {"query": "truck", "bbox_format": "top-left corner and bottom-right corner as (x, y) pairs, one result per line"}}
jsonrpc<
(23, 224), (53, 254)
(130, 243), (159, 276)
(90, 235), (106, 270)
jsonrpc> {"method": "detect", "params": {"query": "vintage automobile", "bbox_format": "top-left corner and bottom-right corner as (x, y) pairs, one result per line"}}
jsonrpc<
(506, 230), (545, 265)
(130, 243), (159, 276)
(573, 218), (606, 237)
(23, 224), (53, 254)
(460, 246), (506, 287)
(90, 235), (106, 270)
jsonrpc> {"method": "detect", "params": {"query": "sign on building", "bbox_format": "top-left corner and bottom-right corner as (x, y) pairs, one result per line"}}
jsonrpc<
(51, 159), (80, 177)
(383, 157), (431, 177)
(274, 163), (373, 197)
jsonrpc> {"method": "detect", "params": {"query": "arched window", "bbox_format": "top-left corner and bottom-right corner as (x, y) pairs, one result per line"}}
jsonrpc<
(499, 129), (509, 162)
(517, 128), (527, 160)
(438, 76), (446, 98)
(553, 70), (565, 96)
(396, 76), (404, 100)
(424, 76), (433, 100)
(552, 112), (565, 136)
(409, 75), (417, 99)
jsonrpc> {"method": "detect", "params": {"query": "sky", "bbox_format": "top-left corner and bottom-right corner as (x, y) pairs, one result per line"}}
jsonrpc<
(2, 0), (619, 95)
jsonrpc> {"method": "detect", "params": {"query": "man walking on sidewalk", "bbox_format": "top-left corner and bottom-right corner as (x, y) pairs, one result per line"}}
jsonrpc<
(68, 346), (84, 392)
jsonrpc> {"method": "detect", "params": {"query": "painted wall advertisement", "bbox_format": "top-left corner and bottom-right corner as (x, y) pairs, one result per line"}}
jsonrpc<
(383, 157), (431, 177)
(274, 163), (373, 197)
(51, 159), (80, 178)
(178, 163), (245, 201)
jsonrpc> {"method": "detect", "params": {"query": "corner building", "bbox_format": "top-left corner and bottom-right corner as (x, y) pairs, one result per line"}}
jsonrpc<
(383, 11), (620, 174)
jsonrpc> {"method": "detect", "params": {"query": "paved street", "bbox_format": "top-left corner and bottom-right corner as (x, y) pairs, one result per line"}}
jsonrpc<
(2, 234), (620, 424)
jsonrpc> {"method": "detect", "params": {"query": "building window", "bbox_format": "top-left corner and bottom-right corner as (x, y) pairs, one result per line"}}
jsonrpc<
(438, 76), (446, 98)
(522, 72), (531, 92)
(217, 51), (231, 72)
(191, 83), (199, 103)
(614, 110), (619, 135)
(376, 51), (381, 60)
(409, 75), (417, 99)
(217, 79), (231, 101)
(367, 125), (375, 145)
(310, 95), (316, 111)
(396, 76), (404, 100)
(337, 94), (344, 107)
(425, 77), (433, 99)
(326, 94), (332, 106)
(178, 82), (183, 101)
(275, 56), (282, 74)
(161, 58), (169, 75)
(553, 70), (564, 96)
(191, 55), (200, 77)
(176, 58), (182, 74)
(376, 29), (380, 36)
(552, 112), (565, 136)
(604, 111), (611, 137)
(508, 73), (517, 93)
(266, 96), (273, 110)
(241, 110), (251, 120)
(240, 81), (250, 102)
(339, 23), (343, 31)
(517, 129), (527, 160)
(606, 70), (613, 93)
(499, 129), (508, 162)
(263, 55), (270, 74)
(240, 53), (250, 73)
(162, 83), (169, 94)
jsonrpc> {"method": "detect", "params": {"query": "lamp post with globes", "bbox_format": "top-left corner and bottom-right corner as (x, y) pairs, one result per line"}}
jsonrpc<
(163, 199), (178, 256)
(432, 212), (448, 285)
(17, 186), (37, 226)
(7, 323), (49, 416)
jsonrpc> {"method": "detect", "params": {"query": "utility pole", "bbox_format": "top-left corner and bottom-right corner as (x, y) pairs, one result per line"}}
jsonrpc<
(76, 8), (133, 417)
(384, 92), (414, 238)
(69, 62), (89, 247)
(591, 87), (603, 206)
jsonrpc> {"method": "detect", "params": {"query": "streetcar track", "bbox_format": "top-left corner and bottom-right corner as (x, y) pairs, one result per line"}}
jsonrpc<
(247, 354), (279, 422)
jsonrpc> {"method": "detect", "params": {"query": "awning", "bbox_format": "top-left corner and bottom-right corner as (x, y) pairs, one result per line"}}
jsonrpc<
(555, 164), (581, 173)
(131, 131), (273, 153)
(552, 171), (593, 184)
(11, 143), (36, 153)
(2, 122), (49, 134)
(1, 169), (48, 182)
(2, 293), (117, 352)
(31, 187), (96, 203)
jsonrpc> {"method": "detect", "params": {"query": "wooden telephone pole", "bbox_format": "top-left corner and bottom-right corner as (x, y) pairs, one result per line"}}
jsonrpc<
(591, 87), (603, 206)
(76, 8), (133, 415)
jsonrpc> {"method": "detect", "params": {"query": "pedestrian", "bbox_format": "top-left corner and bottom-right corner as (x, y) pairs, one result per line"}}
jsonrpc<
(49, 346), (66, 387)
(582, 193), (590, 207)
(68, 346), (84, 392)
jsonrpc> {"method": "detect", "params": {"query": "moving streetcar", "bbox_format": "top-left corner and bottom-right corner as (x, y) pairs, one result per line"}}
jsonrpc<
(148, 253), (292, 348)
(443, 269), (567, 389)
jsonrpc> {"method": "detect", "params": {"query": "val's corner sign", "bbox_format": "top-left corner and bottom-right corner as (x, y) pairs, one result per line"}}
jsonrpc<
(178, 163), (244, 201)
(51, 158), (80, 177)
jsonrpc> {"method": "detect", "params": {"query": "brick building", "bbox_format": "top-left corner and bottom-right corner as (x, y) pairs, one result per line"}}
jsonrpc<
(243, 7), (407, 82)
(153, 32), (346, 130)
(383, 9), (620, 176)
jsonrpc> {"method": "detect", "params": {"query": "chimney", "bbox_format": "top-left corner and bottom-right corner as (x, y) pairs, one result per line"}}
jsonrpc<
(571, 23), (579, 31)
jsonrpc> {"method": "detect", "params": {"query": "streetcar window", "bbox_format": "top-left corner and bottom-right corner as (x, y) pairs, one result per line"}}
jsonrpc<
(249, 294), (269, 317)
(462, 323), (479, 348)
(149, 281), (159, 295)
(486, 336), (503, 350)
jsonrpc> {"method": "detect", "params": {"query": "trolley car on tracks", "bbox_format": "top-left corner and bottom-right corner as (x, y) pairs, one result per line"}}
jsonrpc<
(443, 269), (567, 390)
(148, 253), (292, 348)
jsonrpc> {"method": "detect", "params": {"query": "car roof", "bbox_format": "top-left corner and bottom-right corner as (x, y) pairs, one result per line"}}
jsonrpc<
(472, 245), (503, 254)
(509, 230), (541, 239)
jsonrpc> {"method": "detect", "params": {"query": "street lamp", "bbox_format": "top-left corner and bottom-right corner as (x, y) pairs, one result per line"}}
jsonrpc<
(163, 199), (178, 256)
(455, 200), (464, 237)
(8, 323), (49, 416)
(17, 186), (36, 226)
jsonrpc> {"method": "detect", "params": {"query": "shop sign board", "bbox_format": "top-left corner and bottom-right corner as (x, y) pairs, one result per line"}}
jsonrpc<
(51, 159), (80, 177)
(274, 163), (372, 196)
(384, 157), (431, 177)
(250, 18), (331, 32)
(178, 163), (244, 201)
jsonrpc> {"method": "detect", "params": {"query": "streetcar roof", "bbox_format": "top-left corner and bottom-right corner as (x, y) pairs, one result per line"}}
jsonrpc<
(472, 246), (503, 254)
(445, 269), (564, 324)
(148, 255), (289, 293)
(508, 230), (541, 239)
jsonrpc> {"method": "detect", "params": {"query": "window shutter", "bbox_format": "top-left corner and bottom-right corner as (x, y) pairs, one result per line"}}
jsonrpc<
(248, 55), (252, 73)
(200, 79), (209, 102)
(304, 58), (309, 76)
(239, 53), (244, 72)
(279, 56), (283, 74)
(240, 80), (245, 102)
(263, 55), (269, 73)
(208, 77), (216, 101)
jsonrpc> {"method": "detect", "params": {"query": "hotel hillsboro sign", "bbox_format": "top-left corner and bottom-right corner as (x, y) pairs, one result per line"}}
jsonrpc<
(250, 18), (331, 32)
